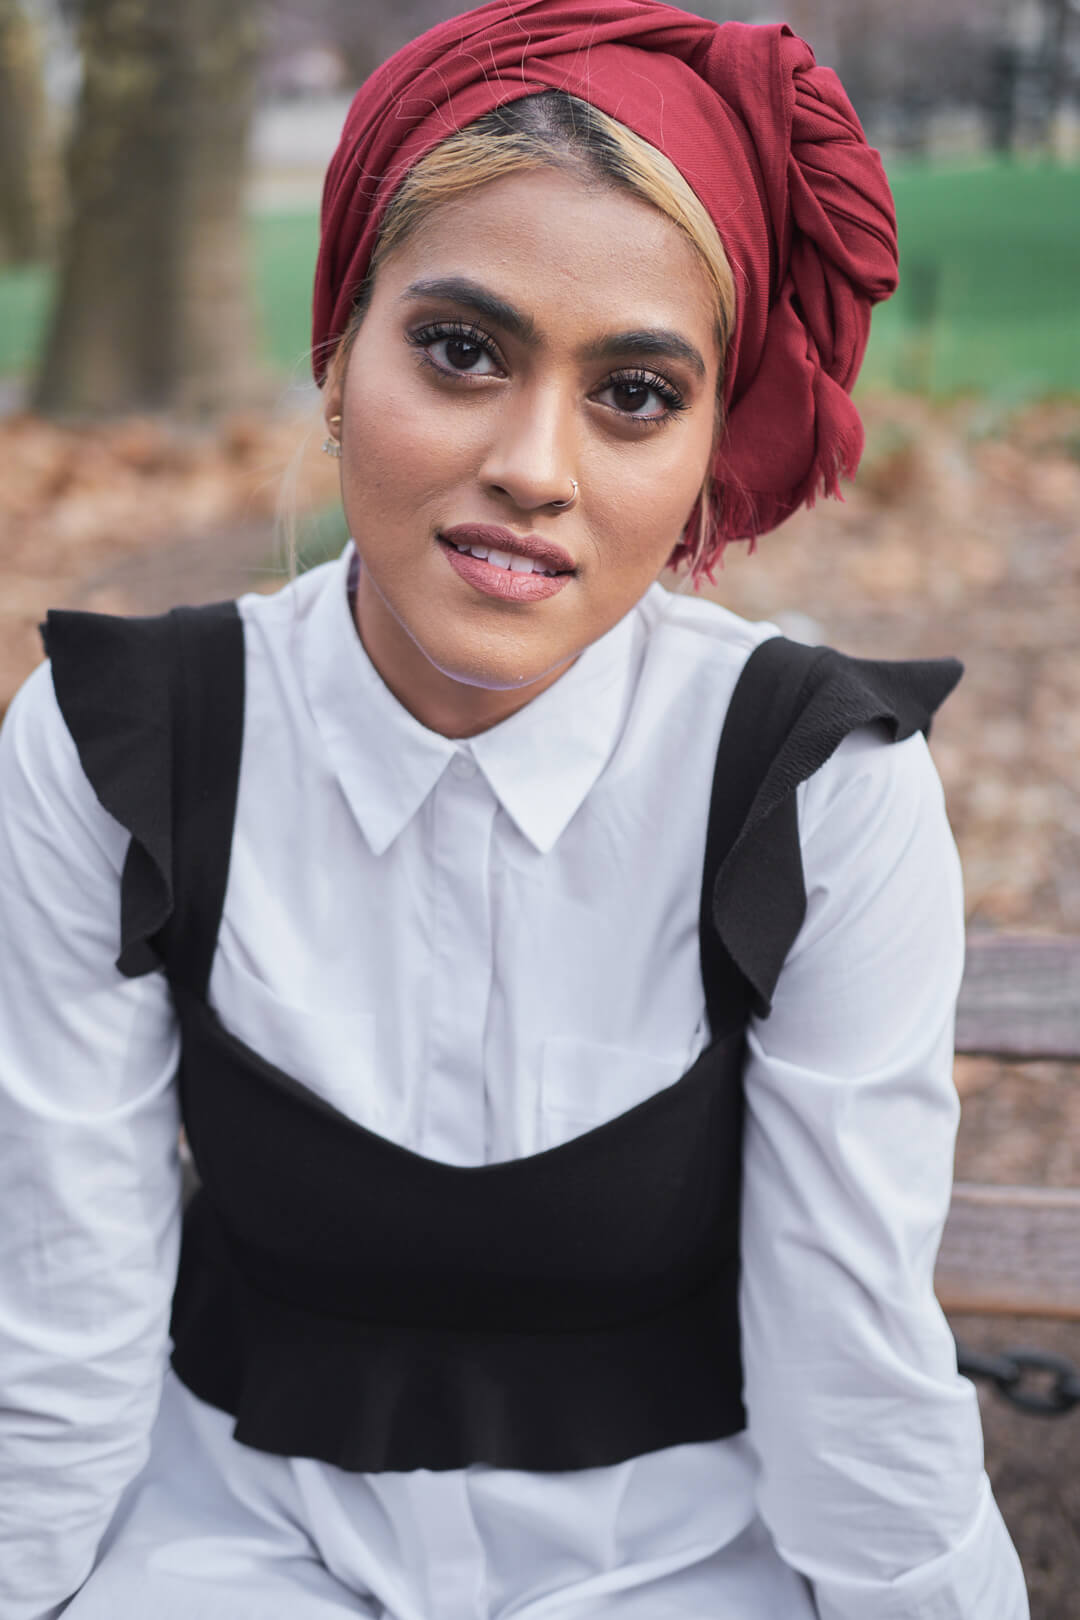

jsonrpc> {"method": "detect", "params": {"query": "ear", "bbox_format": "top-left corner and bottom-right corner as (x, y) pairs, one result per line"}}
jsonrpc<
(321, 348), (346, 434)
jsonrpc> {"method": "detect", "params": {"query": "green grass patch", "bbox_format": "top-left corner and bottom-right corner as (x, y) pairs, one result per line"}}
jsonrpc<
(251, 207), (322, 380)
(0, 207), (325, 389)
(1, 161), (1077, 398)
(0, 262), (52, 377)
(857, 159), (1080, 397)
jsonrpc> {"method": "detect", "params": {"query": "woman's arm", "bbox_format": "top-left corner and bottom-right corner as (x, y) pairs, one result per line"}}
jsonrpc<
(740, 724), (1028, 1620)
(0, 663), (182, 1620)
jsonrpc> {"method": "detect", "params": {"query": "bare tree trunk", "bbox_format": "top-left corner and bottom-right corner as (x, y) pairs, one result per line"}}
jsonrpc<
(988, 40), (1021, 154)
(32, 0), (269, 420)
(0, 0), (61, 264)
(1042, 0), (1071, 155)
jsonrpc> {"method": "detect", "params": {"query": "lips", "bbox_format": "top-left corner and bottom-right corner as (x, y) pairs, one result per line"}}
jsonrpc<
(438, 538), (573, 604)
(439, 525), (575, 575)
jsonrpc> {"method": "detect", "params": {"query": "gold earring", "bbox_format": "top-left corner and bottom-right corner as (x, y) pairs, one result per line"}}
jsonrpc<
(322, 414), (342, 458)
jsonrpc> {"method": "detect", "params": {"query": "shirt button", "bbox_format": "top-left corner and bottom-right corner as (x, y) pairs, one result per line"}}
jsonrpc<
(450, 753), (477, 780)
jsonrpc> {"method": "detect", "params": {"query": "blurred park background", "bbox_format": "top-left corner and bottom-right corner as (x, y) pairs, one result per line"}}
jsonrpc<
(1, 0), (1079, 1612)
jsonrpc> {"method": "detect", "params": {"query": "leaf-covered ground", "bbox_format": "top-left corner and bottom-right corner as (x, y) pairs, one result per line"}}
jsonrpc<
(3, 390), (1079, 1614)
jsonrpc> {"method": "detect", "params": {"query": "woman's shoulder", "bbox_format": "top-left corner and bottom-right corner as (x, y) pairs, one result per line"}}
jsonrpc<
(630, 584), (960, 884)
(234, 551), (342, 636)
(635, 579), (781, 672)
(0, 658), (131, 872)
(638, 586), (960, 767)
(629, 582), (784, 741)
(3, 657), (85, 791)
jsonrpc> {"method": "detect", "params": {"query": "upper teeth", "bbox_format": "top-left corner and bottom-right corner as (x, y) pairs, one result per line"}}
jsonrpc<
(453, 542), (557, 576)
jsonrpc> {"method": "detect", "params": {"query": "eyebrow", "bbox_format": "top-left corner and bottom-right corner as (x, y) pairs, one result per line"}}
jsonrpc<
(580, 328), (706, 381)
(400, 277), (538, 345)
(399, 275), (707, 382)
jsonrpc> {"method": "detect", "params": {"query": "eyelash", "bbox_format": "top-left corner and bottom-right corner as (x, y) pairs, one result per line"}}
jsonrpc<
(406, 319), (688, 427)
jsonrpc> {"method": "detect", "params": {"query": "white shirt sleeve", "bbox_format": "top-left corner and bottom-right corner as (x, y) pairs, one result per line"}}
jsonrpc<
(739, 724), (1028, 1620)
(0, 663), (183, 1620)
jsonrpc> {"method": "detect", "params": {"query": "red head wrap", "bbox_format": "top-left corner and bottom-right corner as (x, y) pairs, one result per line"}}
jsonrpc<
(312, 0), (899, 571)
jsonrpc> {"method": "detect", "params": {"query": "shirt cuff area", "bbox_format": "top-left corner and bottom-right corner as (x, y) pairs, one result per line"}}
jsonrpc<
(811, 1474), (1029, 1620)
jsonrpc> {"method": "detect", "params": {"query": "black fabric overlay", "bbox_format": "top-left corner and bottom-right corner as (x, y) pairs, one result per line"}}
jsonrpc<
(706, 637), (963, 1021)
(40, 602), (243, 980)
(38, 598), (963, 1474)
(42, 608), (177, 976)
(151, 605), (245, 1000)
(171, 986), (750, 1471)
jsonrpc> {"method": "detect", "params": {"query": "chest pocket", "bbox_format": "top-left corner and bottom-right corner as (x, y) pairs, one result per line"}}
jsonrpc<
(210, 957), (379, 1130)
(538, 1034), (691, 1151)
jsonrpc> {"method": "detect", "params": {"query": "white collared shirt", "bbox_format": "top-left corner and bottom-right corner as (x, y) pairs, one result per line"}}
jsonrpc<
(0, 542), (1027, 1620)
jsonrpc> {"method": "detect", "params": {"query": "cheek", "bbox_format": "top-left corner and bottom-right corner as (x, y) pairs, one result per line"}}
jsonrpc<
(595, 432), (712, 563)
(341, 360), (476, 504)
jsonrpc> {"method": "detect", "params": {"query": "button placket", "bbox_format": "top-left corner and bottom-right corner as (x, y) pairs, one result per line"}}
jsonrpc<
(413, 1473), (487, 1620)
(422, 758), (495, 1164)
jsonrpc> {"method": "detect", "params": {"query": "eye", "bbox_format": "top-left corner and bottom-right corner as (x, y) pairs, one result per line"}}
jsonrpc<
(595, 368), (687, 425)
(408, 321), (502, 378)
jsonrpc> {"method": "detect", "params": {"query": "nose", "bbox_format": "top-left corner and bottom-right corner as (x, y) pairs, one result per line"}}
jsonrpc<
(479, 383), (578, 514)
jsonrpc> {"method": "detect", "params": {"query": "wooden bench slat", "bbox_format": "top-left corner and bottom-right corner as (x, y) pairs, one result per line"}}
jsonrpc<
(935, 1182), (1080, 1318)
(955, 934), (1080, 1061)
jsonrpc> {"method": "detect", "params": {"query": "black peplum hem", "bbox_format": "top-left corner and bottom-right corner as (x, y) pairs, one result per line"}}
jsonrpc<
(172, 1192), (747, 1473)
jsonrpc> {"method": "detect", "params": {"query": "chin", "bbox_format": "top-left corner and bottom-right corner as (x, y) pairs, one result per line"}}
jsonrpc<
(425, 643), (546, 693)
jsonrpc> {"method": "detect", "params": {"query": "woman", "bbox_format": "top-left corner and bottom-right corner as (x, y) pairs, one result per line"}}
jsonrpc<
(0, 2), (1028, 1617)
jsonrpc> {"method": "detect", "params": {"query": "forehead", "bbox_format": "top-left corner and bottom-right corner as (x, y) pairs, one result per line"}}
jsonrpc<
(376, 165), (720, 358)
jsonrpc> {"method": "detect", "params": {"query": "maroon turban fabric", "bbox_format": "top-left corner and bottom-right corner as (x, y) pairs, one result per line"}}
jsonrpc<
(312, 0), (899, 569)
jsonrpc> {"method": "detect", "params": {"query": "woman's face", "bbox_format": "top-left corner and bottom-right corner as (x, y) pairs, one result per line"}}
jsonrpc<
(323, 164), (722, 737)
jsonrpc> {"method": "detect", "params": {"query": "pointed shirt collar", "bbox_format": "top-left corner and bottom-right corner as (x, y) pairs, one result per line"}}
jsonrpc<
(302, 541), (638, 857)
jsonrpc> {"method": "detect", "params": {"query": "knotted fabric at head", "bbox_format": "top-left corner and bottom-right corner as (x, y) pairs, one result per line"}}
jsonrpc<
(312, 0), (899, 572)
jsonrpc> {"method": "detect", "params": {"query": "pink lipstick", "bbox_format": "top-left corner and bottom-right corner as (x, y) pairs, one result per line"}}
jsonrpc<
(438, 524), (576, 603)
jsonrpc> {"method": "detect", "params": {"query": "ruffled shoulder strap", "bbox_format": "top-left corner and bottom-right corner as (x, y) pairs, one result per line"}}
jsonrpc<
(699, 634), (962, 1032)
(39, 601), (244, 986)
